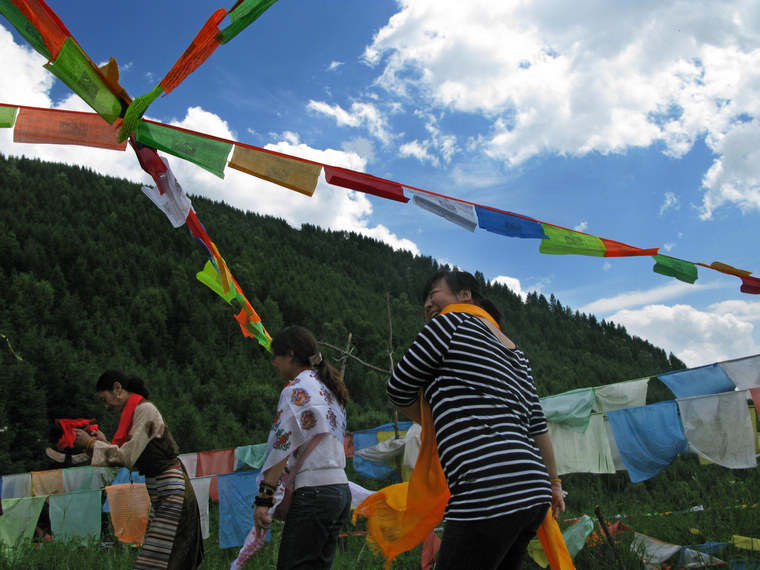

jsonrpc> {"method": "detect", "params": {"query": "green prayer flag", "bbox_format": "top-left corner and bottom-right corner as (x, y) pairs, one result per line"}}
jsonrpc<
(44, 38), (123, 125)
(0, 105), (18, 128)
(652, 254), (698, 284)
(539, 224), (606, 256)
(0, 0), (51, 59)
(118, 84), (164, 143)
(217, 0), (279, 44)
(0, 496), (46, 546)
(196, 261), (236, 303)
(136, 121), (232, 178)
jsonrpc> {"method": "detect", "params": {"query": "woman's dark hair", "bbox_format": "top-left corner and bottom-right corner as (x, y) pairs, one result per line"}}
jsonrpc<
(271, 326), (349, 408)
(422, 269), (503, 326)
(96, 370), (150, 399)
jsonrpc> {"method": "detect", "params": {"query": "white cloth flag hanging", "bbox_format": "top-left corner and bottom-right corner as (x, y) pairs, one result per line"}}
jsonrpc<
(719, 354), (760, 390)
(547, 413), (616, 475)
(630, 532), (682, 564)
(407, 189), (478, 232)
(677, 390), (757, 469)
(593, 377), (650, 412)
(141, 157), (192, 228)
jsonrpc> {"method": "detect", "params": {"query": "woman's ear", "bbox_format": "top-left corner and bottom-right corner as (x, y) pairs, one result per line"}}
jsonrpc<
(457, 289), (473, 303)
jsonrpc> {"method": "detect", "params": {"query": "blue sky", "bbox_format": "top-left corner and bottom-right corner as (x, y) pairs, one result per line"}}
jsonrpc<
(1, 0), (759, 369)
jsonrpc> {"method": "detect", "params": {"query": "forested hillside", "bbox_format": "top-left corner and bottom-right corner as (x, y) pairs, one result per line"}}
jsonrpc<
(0, 154), (684, 474)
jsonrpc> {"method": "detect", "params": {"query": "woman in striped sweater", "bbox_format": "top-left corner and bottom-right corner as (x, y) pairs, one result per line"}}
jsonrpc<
(387, 270), (565, 570)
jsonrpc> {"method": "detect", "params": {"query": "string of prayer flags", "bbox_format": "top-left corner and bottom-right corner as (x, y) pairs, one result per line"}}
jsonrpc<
(117, 1), (280, 141)
(14, 107), (125, 151)
(1, 332), (23, 360)
(323, 166), (410, 203)
(228, 144), (321, 196)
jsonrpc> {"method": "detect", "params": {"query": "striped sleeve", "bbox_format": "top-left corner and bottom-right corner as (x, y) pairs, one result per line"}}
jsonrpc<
(386, 314), (459, 407)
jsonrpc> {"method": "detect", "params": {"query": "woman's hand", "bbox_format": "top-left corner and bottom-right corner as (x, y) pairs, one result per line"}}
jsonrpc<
(73, 428), (95, 449)
(254, 506), (272, 532)
(551, 481), (566, 518)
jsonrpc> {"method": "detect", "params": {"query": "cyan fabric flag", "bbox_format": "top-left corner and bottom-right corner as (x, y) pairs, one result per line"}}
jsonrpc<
(235, 444), (267, 471)
(656, 363), (736, 399)
(607, 401), (690, 483)
(352, 422), (412, 481)
(49, 489), (102, 545)
(540, 388), (594, 432)
(217, 470), (260, 549)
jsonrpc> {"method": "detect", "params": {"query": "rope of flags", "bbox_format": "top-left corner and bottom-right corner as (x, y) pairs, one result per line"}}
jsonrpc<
(1, 0), (758, 346)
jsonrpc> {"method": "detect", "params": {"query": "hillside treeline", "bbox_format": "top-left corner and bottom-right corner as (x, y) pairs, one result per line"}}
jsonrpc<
(0, 154), (684, 475)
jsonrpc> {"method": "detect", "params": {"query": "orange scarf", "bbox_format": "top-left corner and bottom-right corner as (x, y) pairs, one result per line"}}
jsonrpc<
(112, 393), (144, 446)
(353, 303), (575, 569)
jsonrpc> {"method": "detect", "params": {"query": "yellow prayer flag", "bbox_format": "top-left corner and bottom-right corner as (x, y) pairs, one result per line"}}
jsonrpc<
(229, 145), (321, 196)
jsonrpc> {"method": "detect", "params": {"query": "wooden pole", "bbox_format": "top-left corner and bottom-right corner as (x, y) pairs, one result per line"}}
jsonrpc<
(594, 505), (625, 570)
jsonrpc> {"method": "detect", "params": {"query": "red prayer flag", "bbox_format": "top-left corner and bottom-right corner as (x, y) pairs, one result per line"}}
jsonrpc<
(160, 8), (227, 93)
(14, 107), (125, 151)
(740, 275), (760, 295)
(324, 166), (409, 203)
(600, 238), (659, 258)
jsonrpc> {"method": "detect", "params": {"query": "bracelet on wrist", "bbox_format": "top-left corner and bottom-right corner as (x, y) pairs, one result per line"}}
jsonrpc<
(86, 437), (97, 451)
(258, 482), (276, 497)
(550, 477), (562, 484)
(253, 495), (275, 508)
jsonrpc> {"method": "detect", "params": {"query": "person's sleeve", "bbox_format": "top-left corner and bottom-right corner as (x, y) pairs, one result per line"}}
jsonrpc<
(387, 314), (456, 407)
(91, 403), (165, 468)
(526, 365), (549, 435)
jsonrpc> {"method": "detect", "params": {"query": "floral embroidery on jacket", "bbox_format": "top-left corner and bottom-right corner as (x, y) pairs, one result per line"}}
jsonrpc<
(290, 387), (311, 406)
(300, 410), (317, 430)
(326, 408), (338, 431)
(273, 428), (291, 451)
(320, 384), (334, 406)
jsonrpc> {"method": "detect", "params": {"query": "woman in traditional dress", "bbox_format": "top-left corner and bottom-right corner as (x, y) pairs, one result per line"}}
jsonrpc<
(232, 325), (351, 569)
(74, 370), (204, 569)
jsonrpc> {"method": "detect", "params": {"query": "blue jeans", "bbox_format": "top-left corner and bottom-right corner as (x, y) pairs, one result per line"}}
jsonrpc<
(276, 483), (351, 569)
(434, 503), (549, 570)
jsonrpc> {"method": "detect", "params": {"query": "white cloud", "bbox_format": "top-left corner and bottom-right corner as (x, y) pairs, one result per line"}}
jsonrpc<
(307, 100), (394, 144)
(660, 191), (680, 216)
(359, 0), (760, 212)
(491, 275), (529, 300)
(608, 303), (760, 367)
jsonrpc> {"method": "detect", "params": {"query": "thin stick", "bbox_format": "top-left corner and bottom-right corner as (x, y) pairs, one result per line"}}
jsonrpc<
(594, 505), (625, 570)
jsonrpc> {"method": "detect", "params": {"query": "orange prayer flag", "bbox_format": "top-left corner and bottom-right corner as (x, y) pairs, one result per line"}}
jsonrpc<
(14, 107), (126, 150)
(229, 144), (321, 196)
(160, 8), (227, 93)
(698, 261), (752, 278)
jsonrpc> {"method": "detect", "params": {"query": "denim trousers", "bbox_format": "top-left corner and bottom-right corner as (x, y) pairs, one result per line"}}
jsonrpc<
(434, 503), (549, 570)
(276, 483), (351, 570)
